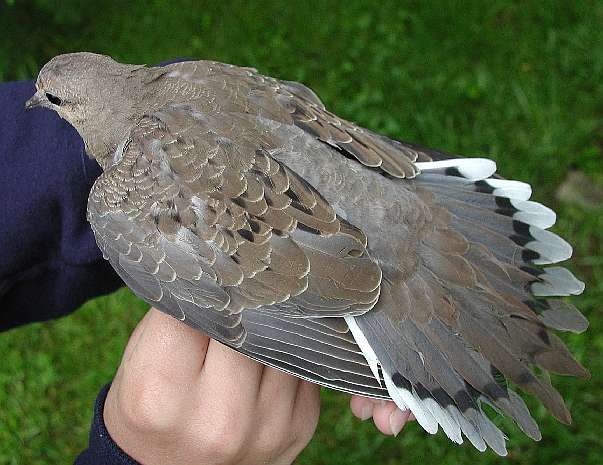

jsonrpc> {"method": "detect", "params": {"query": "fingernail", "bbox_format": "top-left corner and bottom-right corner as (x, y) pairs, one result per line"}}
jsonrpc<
(389, 409), (409, 437)
(359, 402), (374, 421)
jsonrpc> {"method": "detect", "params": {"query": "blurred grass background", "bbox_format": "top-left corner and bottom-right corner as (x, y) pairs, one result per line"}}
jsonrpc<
(1, 0), (602, 464)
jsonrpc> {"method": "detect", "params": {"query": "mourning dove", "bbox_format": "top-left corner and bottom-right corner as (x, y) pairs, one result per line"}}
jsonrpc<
(26, 52), (589, 455)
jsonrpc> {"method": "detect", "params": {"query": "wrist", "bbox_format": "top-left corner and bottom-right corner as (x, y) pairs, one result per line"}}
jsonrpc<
(74, 383), (140, 465)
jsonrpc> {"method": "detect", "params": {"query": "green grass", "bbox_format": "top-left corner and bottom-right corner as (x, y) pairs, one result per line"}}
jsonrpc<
(1, 1), (602, 464)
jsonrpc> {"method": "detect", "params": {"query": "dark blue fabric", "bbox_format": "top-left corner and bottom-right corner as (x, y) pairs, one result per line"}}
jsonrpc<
(74, 384), (140, 465)
(0, 80), (136, 464)
(0, 80), (123, 331)
(2, 59), (189, 465)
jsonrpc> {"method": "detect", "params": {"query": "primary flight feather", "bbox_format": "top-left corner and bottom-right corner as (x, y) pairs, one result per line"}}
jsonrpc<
(27, 52), (589, 455)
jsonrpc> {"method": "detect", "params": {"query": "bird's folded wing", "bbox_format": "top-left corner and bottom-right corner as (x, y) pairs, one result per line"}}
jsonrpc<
(239, 310), (388, 397)
(87, 107), (382, 351)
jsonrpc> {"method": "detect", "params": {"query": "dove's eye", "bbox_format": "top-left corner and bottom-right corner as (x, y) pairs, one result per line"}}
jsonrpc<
(45, 92), (62, 106)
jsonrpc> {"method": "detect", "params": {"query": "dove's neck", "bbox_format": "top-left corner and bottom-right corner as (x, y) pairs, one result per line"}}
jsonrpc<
(77, 68), (170, 171)
(80, 132), (121, 171)
(83, 122), (135, 171)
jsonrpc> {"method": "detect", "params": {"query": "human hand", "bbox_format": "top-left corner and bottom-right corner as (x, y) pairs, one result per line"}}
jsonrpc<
(104, 308), (321, 465)
(349, 393), (414, 436)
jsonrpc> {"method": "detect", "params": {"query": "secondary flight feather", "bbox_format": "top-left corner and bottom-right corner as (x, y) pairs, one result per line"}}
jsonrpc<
(26, 52), (589, 455)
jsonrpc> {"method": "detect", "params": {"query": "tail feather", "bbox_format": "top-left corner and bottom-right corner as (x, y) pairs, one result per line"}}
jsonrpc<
(345, 158), (587, 454)
(417, 172), (532, 200)
(533, 300), (589, 333)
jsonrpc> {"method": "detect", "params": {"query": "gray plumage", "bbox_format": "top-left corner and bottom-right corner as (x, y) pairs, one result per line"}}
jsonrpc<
(27, 52), (589, 455)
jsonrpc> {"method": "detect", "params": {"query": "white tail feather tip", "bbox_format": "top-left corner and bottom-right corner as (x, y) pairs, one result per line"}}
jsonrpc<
(382, 371), (439, 434)
(528, 226), (573, 264)
(484, 178), (532, 200)
(510, 199), (557, 229)
(416, 158), (497, 181)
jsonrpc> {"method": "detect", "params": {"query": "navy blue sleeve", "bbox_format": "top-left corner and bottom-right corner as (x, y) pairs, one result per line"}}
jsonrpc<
(74, 384), (141, 465)
(0, 81), (140, 465)
(0, 80), (123, 331)
(2, 60), (188, 465)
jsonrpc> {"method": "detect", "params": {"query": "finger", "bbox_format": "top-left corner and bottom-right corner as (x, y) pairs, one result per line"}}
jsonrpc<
(106, 309), (212, 440)
(257, 366), (301, 417)
(197, 339), (265, 411)
(292, 380), (321, 426)
(372, 401), (412, 436)
(124, 307), (210, 385)
(250, 371), (309, 461)
(111, 312), (149, 396)
(120, 309), (152, 364)
(288, 381), (321, 453)
(350, 395), (375, 421)
(285, 381), (320, 463)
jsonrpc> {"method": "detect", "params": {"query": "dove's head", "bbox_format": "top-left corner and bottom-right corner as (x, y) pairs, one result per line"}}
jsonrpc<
(26, 52), (155, 168)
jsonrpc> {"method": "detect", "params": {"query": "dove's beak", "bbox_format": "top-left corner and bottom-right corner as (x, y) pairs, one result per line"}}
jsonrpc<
(25, 91), (47, 110)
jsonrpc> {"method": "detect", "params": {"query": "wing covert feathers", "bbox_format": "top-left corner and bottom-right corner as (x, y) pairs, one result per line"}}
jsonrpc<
(88, 105), (382, 342)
